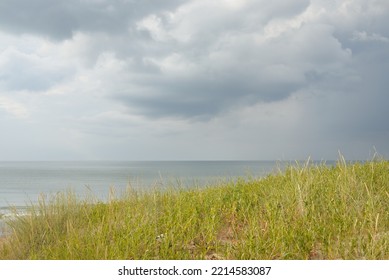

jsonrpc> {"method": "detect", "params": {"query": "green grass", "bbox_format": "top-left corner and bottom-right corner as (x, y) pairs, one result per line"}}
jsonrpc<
(1, 158), (389, 259)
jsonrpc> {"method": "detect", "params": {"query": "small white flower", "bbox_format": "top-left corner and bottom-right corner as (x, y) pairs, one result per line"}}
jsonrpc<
(156, 233), (166, 242)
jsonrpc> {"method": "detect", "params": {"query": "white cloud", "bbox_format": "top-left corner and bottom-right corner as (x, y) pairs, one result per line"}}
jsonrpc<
(136, 14), (170, 42)
(0, 96), (28, 118)
(0, 43), (74, 92)
(351, 31), (389, 42)
(262, 3), (326, 40)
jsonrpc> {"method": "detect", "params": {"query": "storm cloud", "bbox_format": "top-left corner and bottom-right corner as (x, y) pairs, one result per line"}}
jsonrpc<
(0, 0), (388, 160)
(0, 0), (185, 39)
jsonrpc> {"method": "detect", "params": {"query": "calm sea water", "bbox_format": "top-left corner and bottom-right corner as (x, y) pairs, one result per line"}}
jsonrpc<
(0, 161), (284, 216)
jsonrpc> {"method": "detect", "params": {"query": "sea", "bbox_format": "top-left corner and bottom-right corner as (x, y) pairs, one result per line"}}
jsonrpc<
(0, 161), (288, 217)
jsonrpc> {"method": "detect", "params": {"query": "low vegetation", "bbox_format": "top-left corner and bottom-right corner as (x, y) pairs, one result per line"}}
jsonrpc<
(1, 157), (388, 259)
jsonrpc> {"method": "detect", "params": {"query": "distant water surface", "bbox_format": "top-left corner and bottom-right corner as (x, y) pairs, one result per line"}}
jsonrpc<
(0, 161), (285, 215)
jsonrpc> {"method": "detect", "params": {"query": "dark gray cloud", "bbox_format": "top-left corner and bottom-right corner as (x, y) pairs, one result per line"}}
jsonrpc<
(0, 0), (184, 39)
(114, 19), (351, 119)
(117, 71), (301, 120)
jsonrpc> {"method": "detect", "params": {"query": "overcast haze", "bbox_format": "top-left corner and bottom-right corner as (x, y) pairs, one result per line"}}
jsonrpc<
(0, 0), (388, 160)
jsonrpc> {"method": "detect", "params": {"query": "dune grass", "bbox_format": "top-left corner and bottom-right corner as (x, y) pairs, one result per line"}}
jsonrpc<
(1, 158), (389, 259)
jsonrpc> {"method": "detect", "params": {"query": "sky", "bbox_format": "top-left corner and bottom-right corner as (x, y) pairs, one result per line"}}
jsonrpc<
(0, 0), (388, 161)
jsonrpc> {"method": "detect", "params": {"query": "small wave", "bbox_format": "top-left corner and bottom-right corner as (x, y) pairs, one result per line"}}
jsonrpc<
(1, 207), (31, 220)
(0, 208), (31, 238)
